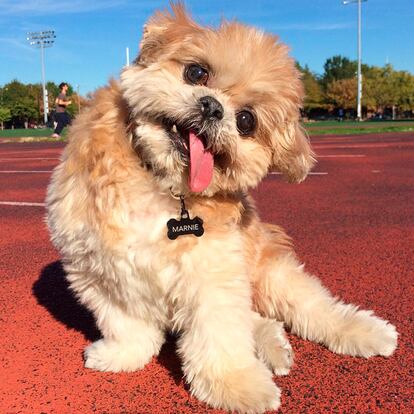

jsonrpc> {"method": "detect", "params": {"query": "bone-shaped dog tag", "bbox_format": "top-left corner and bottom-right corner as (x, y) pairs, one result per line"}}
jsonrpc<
(167, 216), (204, 240)
(167, 194), (204, 240)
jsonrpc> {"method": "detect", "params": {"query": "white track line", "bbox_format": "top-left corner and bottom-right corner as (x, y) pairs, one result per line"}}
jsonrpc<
(0, 151), (61, 155)
(314, 143), (414, 149)
(270, 172), (328, 176)
(317, 154), (366, 158)
(0, 170), (52, 173)
(0, 201), (45, 207)
(0, 157), (60, 160)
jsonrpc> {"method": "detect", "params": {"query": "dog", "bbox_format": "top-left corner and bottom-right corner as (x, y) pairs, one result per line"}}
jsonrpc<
(46, 4), (398, 413)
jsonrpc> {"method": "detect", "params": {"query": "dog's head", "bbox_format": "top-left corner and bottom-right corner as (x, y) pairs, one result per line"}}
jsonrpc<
(121, 3), (315, 195)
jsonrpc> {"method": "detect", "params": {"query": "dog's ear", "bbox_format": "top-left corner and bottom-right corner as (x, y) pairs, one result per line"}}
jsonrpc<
(136, 2), (199, 66)
(270, 121), (316, 183)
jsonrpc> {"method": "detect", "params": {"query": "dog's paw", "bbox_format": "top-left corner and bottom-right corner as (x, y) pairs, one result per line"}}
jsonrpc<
(190, 362), (281, 414)
(329, 310), (398, 358)
(84, 339), (152, 372)
(263, 336), (294, 376)
(256, 319), (294, 376)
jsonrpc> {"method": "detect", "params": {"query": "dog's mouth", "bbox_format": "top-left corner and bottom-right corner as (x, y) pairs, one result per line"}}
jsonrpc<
(162, 118), (214, 193)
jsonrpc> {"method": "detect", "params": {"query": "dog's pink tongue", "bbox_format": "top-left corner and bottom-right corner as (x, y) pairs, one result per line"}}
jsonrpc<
(189, 131), (213, 193)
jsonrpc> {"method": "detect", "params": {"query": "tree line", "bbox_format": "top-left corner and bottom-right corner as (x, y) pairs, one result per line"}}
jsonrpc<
(0, 80), (87, 129)
(1, 55), (413, 129)
(299, 55), (414, 119)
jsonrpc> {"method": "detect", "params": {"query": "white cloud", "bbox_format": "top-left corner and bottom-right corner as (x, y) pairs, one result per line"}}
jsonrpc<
(0, 35), (34, 51)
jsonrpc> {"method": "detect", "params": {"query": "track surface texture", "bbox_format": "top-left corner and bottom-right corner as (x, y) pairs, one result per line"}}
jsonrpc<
(1, 133), (413, 414)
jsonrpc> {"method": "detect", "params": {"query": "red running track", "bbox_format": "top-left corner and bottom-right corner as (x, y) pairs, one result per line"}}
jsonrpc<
(0, 134), (413, 414)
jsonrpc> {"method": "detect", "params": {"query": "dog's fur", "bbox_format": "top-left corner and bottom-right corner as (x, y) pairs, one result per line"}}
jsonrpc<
(46, 4), (397, 413)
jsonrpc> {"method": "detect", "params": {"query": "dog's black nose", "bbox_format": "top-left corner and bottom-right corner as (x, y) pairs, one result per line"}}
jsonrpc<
(199, 96), (224, 121)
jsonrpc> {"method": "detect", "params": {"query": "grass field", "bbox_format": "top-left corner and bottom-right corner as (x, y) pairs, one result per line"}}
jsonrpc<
(0, 128), (67, 142)
(305, 120), (414, 128)
(304, 120), (414, 135)
(1, 120), (414, 140)
(0, 128), (66, 138)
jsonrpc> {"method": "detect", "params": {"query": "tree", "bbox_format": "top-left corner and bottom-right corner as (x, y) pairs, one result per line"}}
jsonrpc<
(0, 80), (81, 126)
(326, 78), (357, 110)
(2, 80), (26, 109)
(363, 64), (414, 114)
(26, 83), (42, 119)
(392, 70), (414, 112)
(11, 98), (39, 128)
(0, 107), (11, 130)
(321, 55), (357, 89)
(297, 63), (324, 115)
(1, 80), (39, 126)
(46, 81), (60, 100)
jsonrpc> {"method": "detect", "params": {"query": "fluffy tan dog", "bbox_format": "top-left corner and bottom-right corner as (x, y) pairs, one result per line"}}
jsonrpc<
(47, 4), (397, 413)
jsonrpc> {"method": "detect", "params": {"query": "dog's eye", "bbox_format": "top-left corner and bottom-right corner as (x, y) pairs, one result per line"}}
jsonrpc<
(236, 110), (256, 136)
(185, 64), (209, 86)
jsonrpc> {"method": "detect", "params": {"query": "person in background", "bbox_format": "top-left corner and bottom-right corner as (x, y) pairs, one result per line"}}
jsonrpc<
(338, 108), (344, 122)
(51, 82), (72, 138)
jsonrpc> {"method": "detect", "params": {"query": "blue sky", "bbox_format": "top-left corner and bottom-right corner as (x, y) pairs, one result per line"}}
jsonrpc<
(1, 0), (413, 95)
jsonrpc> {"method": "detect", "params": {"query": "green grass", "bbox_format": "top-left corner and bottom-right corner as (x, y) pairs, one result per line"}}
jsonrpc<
(304, 120), (414, 128)
(307, 125), (414, 136)
(304, 121), (414, 136)
(0, 128), (67, 142)
(0, 128), (64, 138)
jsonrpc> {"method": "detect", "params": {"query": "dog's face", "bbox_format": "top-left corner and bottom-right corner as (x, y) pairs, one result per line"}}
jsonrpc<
(121, 4), (314, 195)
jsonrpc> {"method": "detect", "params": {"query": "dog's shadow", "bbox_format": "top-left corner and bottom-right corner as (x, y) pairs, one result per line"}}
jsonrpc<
(32, 261), (184, 385)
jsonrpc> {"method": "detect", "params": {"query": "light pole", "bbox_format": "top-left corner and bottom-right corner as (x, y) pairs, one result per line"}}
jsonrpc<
(76, 84), (81, 113)
(343, 0), (367, 121)
(126, 47), (130, 66)
(27, 30), (56, 125)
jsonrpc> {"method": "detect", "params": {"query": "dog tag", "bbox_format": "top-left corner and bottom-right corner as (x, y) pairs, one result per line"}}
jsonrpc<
(167, 195), (204, 240)
(167, 216), (204, 240)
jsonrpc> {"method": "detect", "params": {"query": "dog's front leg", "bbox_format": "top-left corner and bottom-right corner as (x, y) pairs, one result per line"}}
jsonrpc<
(81, 295), (166, 373)
(253, 252), (398, 358)
(173, 245), (280, 413)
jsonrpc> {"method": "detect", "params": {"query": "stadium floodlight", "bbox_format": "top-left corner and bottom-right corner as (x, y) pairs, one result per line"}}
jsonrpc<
(343, 0), (367, 121)
(27, 30), (56, 125)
